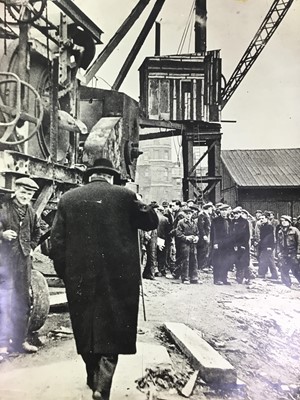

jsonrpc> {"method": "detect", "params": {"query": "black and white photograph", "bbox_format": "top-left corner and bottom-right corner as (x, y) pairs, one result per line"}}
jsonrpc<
(0, 1), (299, 399)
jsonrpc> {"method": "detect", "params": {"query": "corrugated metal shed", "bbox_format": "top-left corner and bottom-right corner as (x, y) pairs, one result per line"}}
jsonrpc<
(221, 148), (300, 187)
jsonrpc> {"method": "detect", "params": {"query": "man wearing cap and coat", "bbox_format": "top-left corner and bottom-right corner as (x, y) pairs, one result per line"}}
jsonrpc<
(50, 158), (158, 400)
(197, 202), (213, 271)
(210, 204), (231, 284)
(175, 206), (199, 284)
(276, 215), (300, 288)
(231, 207), (251, 284)
(0, 177), (41, 357)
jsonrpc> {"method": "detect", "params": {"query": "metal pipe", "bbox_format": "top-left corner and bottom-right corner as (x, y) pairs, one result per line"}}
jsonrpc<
(154, 21), (160, 56)
(195, 0), (207, 53)
(85, 0), (150, 85)
(112, 0), (165, 91)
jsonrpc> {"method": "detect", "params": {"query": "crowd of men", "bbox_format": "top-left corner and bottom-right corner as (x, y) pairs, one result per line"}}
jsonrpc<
(0, 160), (300, 400)
(141, 199), (300, 289)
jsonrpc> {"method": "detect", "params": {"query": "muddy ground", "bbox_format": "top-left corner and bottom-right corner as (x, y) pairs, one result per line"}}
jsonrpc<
(1, 253), (300, 400)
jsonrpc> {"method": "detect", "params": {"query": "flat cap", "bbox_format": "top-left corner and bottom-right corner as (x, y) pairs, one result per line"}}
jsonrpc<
(215, 202), (224, 208)
(232, 206), (243, 213)
(187, 199), (195, 204)
(202, 202), (214, 210)
(150, 201), (159, 208)
(219, 204), (230, 211)
(182, 205), (193, 213)
(162, 201), (169, 207)
(15, 177), (39, 191)
(241, 209), (250, 216)
(280, 215), (292, 224)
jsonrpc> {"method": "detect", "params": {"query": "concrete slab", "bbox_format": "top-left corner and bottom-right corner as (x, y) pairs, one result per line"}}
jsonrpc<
(164, 322), (237, 384)
(0, 342), (172, 400)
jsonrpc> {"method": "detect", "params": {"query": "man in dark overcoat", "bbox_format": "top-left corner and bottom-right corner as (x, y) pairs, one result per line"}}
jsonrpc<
(156, 206), (171, 277)
(210, 204), (231, 285)
(50, 158), (158, 400)
(0, 177), (41, 357)
(197, 202), (213, 271)
(276, 215), (300, 288)
(231, 207), (251, 284)
(257, 213), (278, 279)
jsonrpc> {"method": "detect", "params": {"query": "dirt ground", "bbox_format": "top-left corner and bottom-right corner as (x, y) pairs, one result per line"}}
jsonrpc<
(1, 255), (300, 400)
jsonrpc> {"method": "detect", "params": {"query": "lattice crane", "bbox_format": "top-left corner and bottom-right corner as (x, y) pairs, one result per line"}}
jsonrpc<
(221, 0), (294, 109)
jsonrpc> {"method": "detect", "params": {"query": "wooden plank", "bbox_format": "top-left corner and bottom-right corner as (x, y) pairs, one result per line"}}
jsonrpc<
(33, 184), (55, 219)
(164, 322), (237, 384)
(139, 118), (183, 130)
(180, 370), (199, 398)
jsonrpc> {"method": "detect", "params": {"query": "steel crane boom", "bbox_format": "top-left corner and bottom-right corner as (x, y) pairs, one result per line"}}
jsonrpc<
(221, 0), (294, 110)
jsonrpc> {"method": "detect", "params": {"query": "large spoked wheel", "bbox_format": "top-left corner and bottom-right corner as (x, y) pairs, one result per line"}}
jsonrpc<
(0, 72), (44, 145)
(5, 0), (47, 24)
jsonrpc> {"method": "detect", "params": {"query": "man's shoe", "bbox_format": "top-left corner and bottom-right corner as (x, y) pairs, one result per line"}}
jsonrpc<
(22, 342), (38, 353)
(223, 281), (231, 285)
(190, 280), (199, 284)
(143, 275), (155, 280)
(182, 280), (190, 285)
(214, 281), (223, 285)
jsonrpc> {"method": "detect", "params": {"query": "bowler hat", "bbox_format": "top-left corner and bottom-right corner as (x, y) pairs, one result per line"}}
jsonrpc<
(83, 158), (120, 182)
(15, 177), (39, 191)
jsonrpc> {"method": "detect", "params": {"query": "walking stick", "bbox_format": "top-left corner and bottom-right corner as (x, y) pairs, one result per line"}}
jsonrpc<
(138, 230), (147, 321)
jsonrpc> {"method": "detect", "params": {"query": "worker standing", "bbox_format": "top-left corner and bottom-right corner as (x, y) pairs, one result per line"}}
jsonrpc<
(231, 207), (251, 284)
(175, 206), (199, 284)
(210, 204), (231, 285)
(0, 177), (41, 358)
(276, 215), (300, 288)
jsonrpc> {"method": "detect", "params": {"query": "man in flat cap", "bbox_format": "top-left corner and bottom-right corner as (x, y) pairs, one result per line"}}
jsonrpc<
(210, 204), (231, 285)
(257, 213), (278, 280)
(175, 206), (199, 284)
(50, 158), (158, 400)
(0, 177), (41, 359)
(231, 207), (251, 284)
(276, 215), (300, 288)
(197, 202), (213, 272)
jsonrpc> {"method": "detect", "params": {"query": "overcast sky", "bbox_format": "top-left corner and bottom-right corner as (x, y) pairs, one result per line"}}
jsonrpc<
(75, 0), (300, 150)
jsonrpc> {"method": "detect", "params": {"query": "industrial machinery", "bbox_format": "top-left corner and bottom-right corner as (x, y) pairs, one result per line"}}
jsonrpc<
(0, 0), (147, 330)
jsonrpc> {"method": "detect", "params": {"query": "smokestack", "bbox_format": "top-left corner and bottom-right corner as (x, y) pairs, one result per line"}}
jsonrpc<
(195, 0), (207, 53)
(155, 21), (161, 56)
